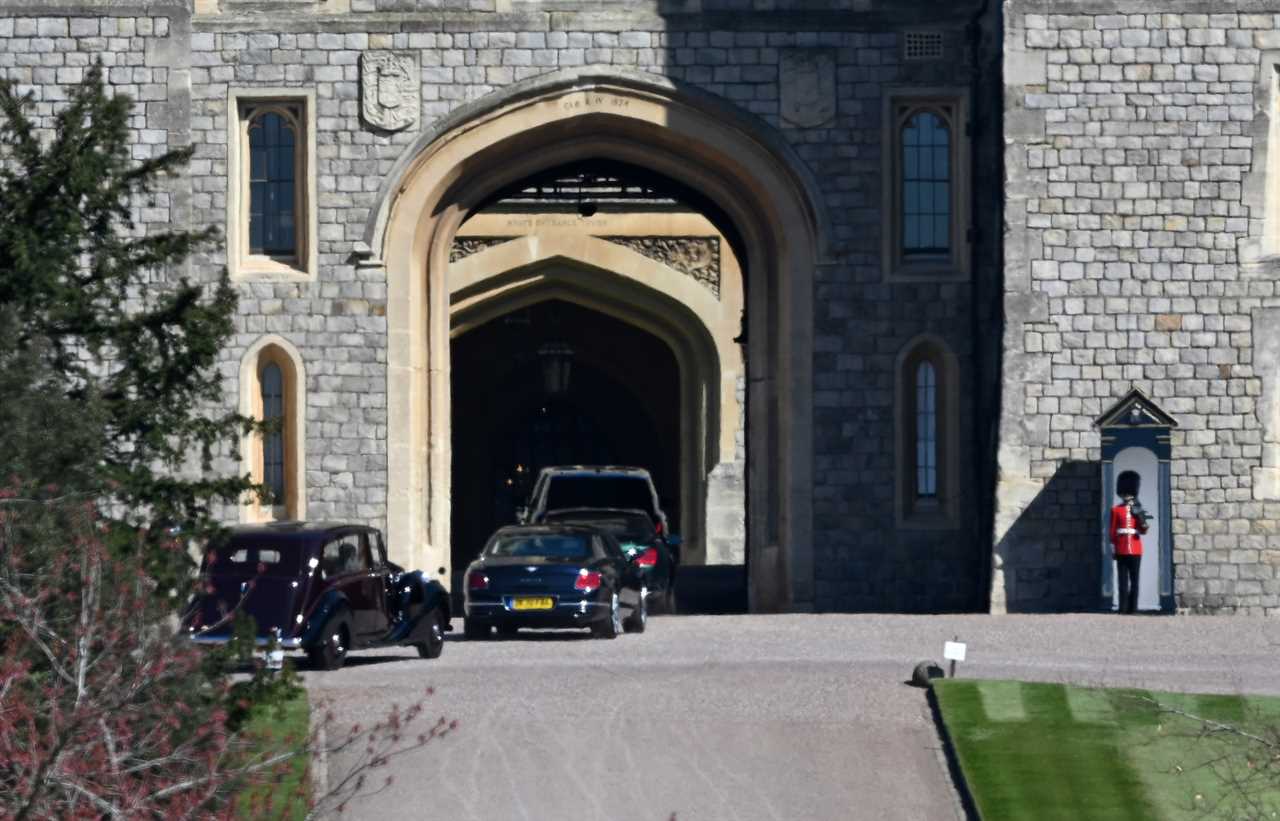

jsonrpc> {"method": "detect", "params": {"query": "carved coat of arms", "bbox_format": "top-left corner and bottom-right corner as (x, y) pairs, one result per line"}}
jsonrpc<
(780, 48), (836, 129)
(361, 51), (419, 131)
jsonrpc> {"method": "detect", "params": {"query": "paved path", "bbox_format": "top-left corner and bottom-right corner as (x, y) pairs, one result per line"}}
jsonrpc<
(305, 614), (1279, 821)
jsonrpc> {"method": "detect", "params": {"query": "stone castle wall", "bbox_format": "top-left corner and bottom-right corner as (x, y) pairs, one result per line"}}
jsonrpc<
(999, 1), (1280, 614)
(0, 0), (1004, 612)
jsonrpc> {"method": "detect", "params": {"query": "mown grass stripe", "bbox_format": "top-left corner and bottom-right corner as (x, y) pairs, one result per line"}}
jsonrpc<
(1064, 685), (1118, 724)
(935, 680), (1161, 821)
(977, 680), (1028, 722)
(1193, 693), (1246, 724)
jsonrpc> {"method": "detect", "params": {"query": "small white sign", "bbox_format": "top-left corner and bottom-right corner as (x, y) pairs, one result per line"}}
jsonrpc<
(943, 641), (967, 662)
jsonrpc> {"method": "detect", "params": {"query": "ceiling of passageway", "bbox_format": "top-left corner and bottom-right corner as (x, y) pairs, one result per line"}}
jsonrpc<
(469, 158), (746, 262)
(450, 299), (681, 574)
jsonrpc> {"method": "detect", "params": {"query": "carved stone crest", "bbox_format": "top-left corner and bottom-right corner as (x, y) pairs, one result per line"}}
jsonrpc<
(780, 48), (836, 128)
(361, 51), (419, 131)
(449, 236), (517, 263)
(600, 236), (721, 297)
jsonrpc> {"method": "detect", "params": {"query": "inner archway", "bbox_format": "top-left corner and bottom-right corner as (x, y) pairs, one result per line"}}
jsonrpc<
(370, 69), (824, 611)
(450, 300), (680, 587)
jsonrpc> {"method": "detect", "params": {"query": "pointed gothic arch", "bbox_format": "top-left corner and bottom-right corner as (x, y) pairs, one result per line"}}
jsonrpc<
(368, 68), (825, 611)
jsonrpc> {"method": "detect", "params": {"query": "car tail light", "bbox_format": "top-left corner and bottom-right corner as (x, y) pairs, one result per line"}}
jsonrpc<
(636, 547), (659, 568)
(654, 520), (665, 536)
(574, 569), (602, 593)
(467, 571), (489, 591)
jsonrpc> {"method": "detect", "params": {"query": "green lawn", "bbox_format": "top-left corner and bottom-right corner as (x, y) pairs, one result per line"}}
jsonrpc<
(234, 689), (312, 820)
(933, 680), (1280, 821)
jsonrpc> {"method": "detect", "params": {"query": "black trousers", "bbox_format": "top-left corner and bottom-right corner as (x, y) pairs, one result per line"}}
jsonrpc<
(1116, 554), (1141, 614)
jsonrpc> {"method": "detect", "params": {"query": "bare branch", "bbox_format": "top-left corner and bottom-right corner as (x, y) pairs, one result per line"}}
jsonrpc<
(1126, 694), (1278, 751)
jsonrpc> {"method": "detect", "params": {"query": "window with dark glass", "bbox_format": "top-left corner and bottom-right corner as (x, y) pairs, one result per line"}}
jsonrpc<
(901, 110), (950, 256)
(248, 111), (297, 257)
(914, 360), (937, 498)
(261, 361), (285, 503)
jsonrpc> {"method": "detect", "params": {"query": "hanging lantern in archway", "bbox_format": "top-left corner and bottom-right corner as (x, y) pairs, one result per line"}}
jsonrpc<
(537, 341), (574, 395)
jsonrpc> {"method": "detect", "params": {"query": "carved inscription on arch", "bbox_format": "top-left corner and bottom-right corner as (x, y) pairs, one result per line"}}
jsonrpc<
(599, 236), (721, 297)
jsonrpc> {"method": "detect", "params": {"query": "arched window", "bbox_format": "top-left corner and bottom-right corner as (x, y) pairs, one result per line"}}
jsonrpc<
(247, 112), (297, 258)
(882, 94), (969, 279)
(240, 337), (306, 522)
(914, 360), (938, 499)
(260, 361), (286, 504)
(901, 111), (950, 257)
(897, 337), (959, 527)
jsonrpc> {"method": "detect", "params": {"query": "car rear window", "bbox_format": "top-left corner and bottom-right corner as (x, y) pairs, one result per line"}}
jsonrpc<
(487, 534), (592, 559)
(544, 476), (653, 512)
(543, 513), (654, 544)
(204, 541), (302, 575)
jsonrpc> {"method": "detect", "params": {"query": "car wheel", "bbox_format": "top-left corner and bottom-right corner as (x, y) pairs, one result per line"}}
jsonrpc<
(463, 619), (490, 641)
(591, 592), (621, 639)
(415, 609), (445, 659)
(623, 587), (647, 634)
(307, 613), (351, 671)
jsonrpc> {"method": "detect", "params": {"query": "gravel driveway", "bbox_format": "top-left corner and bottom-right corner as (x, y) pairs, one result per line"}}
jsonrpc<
(304, 613), (1279, 821)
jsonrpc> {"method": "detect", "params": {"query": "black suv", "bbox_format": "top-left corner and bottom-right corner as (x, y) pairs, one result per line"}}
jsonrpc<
(519, 466), (670, 537)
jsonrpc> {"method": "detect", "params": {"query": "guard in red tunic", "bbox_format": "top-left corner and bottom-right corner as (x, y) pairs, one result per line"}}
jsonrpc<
(1109, 470), (1149, 614)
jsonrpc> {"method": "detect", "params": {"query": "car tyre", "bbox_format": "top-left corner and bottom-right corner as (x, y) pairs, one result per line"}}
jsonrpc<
(307, 612), (351, 671)
(591, 592), (621, 639)
(415, 609), (445, 659)
(463, 619), (490, 641)
(623, 588), (647, 634)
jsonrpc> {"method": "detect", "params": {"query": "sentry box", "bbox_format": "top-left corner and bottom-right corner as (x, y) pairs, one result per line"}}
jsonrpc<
(1093, 387), (1177, 614)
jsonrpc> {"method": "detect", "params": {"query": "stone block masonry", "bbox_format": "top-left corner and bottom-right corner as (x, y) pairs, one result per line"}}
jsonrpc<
(998, 2), (1280, 614)
(0, 0), (1003, 613)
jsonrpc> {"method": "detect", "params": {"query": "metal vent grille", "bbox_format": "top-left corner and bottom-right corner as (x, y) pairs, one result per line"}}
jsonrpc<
(904, 31), (944, 61)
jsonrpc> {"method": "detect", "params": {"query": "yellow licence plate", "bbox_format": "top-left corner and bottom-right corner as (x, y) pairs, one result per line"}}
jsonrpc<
(511, 596), (554, 611)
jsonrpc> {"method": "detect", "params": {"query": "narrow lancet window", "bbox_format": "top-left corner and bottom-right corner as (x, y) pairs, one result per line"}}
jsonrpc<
(914, 361), (937, 498)
(261, 361), (286, 504)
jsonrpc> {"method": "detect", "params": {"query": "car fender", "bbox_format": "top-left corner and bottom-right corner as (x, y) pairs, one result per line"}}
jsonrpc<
(299, 589), (351, 648)
(387, 572), (450, 643)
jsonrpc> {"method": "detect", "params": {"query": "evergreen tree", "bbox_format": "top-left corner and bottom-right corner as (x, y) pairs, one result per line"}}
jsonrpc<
(0, 65), (252, 569)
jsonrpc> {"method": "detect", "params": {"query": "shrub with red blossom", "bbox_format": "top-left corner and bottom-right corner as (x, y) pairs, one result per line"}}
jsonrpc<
(0, 494), (455, 820)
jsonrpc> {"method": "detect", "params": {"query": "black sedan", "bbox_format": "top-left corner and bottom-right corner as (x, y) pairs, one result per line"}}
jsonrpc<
(541, 507), (678, 613)
(463, 524), (647, 639)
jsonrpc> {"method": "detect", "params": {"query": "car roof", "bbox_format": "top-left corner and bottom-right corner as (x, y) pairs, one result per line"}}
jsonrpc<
(543, 507), (651, 518)
(220, 521), (374, 543)
(537, 465), (653, 477)
(492, 523), (608, 537)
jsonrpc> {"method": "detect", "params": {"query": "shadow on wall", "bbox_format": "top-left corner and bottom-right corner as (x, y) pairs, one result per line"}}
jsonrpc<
(998, 459), (1106, 613)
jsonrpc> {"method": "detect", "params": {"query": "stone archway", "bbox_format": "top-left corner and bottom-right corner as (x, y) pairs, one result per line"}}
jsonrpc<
(449, 253), (729, 571)
(364, 68), (824, 612)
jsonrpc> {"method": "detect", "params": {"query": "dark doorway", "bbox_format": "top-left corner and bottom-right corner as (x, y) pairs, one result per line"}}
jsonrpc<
(450, 299), (680, 589)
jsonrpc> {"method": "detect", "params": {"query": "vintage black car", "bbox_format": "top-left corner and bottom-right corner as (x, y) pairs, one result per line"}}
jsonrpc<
(463, 524), (647, 639)
(183, 522), (450, 670)
(541, 507), (679, 613)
